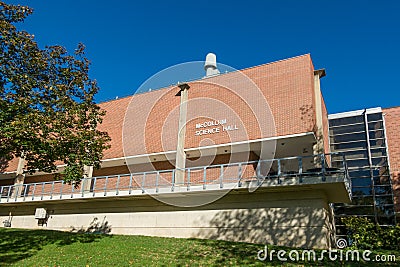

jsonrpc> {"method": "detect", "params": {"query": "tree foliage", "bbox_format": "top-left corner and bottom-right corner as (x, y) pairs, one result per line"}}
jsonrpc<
(342, 216), (400, 250)
(0, 1), (110, 183)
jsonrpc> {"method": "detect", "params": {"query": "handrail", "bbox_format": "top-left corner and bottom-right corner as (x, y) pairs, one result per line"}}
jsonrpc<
(0, 153), (351, 203)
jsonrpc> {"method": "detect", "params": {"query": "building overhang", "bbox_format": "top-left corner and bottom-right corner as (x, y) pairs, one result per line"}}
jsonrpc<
(0, 132), (317, 178)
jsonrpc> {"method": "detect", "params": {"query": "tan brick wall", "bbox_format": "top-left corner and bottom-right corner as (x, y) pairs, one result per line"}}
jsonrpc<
(383, 106), (400, 212)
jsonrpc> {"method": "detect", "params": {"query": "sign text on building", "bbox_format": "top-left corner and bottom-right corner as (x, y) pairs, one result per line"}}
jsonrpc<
(194, 119), (239, 136)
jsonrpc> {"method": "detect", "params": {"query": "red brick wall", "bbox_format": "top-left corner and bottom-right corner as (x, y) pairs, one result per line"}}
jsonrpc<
(383, 106), (400, 213)
(321, 97), (330, 154)
(2, 158), (19, 173)
(105, 54), (316, 157)
(98, 96), (132, 159)
(2, 55), (320, 182)
(24, 174), (56, 184)
(93, 166), (130, 177)
(0, 178), (14, 186)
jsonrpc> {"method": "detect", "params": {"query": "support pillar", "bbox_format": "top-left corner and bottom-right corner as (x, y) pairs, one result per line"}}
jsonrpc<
(313, 69), (326, 156)
(82, 165), (93, 193)
(312, 70), (327, 169)
(175, 83), (190, 186)
(12, 157), (25, 197)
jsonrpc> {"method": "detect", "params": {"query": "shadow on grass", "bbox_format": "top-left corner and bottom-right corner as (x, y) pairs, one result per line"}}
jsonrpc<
(0, 227), (111, 265)
(175, 238), (399, 266)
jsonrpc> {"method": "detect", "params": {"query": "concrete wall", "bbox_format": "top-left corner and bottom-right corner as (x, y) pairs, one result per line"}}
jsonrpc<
(0, 189), (334, 249)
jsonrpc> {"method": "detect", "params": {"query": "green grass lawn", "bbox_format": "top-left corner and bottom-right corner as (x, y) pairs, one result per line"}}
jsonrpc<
(0, 228), (399, 266)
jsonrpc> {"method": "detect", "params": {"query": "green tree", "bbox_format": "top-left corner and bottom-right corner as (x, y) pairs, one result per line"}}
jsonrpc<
(0, 2), (110, 183)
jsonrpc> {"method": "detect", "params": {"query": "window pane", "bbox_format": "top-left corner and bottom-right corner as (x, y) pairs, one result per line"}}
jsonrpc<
(348, 169), (371, 178)
(371, 148), (387, 158)
(352, 187), (372, 196)
(331, 141), (367, 151)
(369, 129), (385, 139)
(371, 157), (387, 166)
(342, 150), (368, 160)
(347, 159), (369, 167)
(352, 196), (374, 205)
(330, 116), (364, 127)
(377, 216), (396, 225)
(335, 206), (375, 216)
(352, 178), (372, 187)
(333, 133), (366, 143)
(374, 186), (393, 195)
(367, 113), (382, 122)
(370, 138), (386, 148)
(373, 175), (391, 186)
(375, 196), (394, 206)
(376, 205), (395, 217)
(330, 124), (365, 135)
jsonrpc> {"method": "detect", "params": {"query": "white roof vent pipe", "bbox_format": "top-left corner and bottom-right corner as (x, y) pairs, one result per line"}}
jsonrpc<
(204, 53), (220, 77)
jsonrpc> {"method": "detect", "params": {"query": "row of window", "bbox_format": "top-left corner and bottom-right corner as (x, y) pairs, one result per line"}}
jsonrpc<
(329, 113), (383, 127)
(329, 112), (396, 226)
(329, 120), (384, 134)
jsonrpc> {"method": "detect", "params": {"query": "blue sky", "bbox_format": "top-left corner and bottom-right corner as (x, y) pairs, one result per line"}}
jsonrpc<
(6, 0), (400, 113)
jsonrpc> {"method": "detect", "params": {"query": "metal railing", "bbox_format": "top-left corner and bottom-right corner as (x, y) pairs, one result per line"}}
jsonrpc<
(0, 153), (351, 203)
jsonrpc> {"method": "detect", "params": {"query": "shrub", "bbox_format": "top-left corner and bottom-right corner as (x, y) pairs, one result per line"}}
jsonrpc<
(342, 217), (400, 250)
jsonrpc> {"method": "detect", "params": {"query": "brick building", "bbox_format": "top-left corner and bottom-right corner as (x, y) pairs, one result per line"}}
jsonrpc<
(0, 54), (397, 248)
(383, 106), (400, 217)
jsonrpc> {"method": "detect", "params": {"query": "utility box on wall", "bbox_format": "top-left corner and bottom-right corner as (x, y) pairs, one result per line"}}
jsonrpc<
(34, 208), (47, 219)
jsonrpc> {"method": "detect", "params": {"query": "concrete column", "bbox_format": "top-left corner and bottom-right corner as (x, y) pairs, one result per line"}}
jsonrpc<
(313, 69), (326, 156)
(175, 83), (190, 186)
(82, 165), (93, 193)
(12, 157), (25, 197)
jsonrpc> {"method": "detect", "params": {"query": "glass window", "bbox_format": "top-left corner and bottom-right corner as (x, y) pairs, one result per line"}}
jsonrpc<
(373, 175), (391, 186)
(369, 129), (385, 139)
(352, 178), (372, 187)
(347, 159), (369, 167)
(372, 167), (389, 177)
(371, 157), (387, 166)
(329, 116), (364, 127)
(342, 150), (368, 160)
(333, 133), (366, 143)
(370, 148), (387, 158)
(374, 186), (393, 195)
(368, 121), (383, 130)
(330, 124), (365, 135)
(375, 196), (394, 206)
(376, 205), (395, 217)
(352, 187), (372, 196)
(336, 205), (375, 216)
(348, 169), (371, 178)
(367, 113), (383, 122)
(377, 216), (396, 225)
(331, 141), (367, 151)
(370, 138), (386, 148)
(330, 111), (396, 227)
(352, 196), (374, 205)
